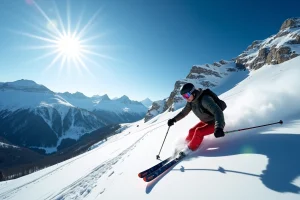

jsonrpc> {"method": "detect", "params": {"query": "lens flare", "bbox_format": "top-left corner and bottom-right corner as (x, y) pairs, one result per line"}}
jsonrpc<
(46, 20), (58, 32)
(25, 0), (34, 5)
(240, 145), (256, 154)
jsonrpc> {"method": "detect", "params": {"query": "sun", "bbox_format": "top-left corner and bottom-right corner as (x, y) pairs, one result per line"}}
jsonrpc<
(57, 35), (81, 58)
(16, 0), (112, 75)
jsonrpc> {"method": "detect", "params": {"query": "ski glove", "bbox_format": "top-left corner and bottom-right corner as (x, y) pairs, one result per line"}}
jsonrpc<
(167, 118), (176, 127)
(214, 127), (225, 138)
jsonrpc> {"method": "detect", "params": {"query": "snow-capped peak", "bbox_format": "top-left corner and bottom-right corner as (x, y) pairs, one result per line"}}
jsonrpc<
(280, 17), (300, 31)
(91, 95), (101, 98)
(236, 17), (300, 70)
(100, 94), (111, 101)
(140, 98), (153, 108)
(115, 95), (131, 103)
(0, 79), (50, 92)
(72, 92), (88, 99)
(8, 79), (39, 87)
(91, 94), (111, 101)
(58, 92), (88, 99)
(118, 95), (130, 100)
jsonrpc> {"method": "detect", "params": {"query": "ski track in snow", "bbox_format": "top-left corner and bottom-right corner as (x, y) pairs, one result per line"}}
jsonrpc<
(0, 130), (142, 200)
(0, 152), (93, 200)
(107, 171), (114, 178)
(43, 129), (151, 200)
(0, 120), (164, 200)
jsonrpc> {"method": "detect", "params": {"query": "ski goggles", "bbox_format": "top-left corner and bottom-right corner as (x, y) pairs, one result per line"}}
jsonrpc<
(182, 92), (192, 99)
(181, 87), (195, 99)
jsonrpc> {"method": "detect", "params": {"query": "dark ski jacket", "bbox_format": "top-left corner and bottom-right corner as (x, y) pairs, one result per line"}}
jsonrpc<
(174, 88), (225, 129)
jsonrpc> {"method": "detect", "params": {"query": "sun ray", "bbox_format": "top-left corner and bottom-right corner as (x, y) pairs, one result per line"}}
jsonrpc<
(76, 56), (94, 77)
(80, 53), (102, 67)
(73, 57), (83, 75)
(72, 8), (85, 38)
(32, 0), (63, 38)
(77, 8), (102, 39)
(11, 30), (58, 44)
(80, 44), (116, 49)
(32, 49), (60, 62)
(81, 49), (115, 60)
(21, 19), (60, 41)
(58, 55), (67, 77)
(81, 53), (111, 77)
(44, 52), (64, 72)
(53, 0), (67, 36)
(19, 45), (57, 50)
(80, 33), (107, 43)
(67, 0), (71, 36)
(67, 59), (73, 75)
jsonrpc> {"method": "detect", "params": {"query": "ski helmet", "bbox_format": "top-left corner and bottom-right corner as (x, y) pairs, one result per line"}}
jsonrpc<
(180, 83), (195, 95)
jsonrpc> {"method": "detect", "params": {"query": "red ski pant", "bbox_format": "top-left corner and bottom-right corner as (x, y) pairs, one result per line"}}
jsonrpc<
(186, 121), (215, 151)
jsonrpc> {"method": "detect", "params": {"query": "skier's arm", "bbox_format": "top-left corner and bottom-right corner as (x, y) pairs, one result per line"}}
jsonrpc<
(202, 95), (225, 129)
(173, 103), (192, 122)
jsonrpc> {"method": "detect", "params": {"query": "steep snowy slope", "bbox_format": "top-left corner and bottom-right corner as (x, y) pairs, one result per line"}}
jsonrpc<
(0, 56), (299, 200)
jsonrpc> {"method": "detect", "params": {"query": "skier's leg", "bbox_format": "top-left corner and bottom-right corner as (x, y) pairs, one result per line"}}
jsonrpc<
(185, 121), (205, 142)
(188, 122), (215, 151)
(174, 122), (206, 157)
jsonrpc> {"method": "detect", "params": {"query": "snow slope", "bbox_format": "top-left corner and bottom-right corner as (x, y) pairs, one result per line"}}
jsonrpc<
(0, 57), (300, 199)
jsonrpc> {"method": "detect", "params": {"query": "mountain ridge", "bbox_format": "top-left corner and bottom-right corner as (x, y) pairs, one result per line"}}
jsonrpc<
(0, 80), (149, 153)
(145, 17), (300, 122)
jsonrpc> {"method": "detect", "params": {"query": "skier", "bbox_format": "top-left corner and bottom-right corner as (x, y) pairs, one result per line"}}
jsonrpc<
(167, 83), (226, 156)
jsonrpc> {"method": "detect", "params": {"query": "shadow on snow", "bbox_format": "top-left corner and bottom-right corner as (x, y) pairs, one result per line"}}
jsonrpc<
(146, 119), (300, 194)
(192, 120), (300, 194)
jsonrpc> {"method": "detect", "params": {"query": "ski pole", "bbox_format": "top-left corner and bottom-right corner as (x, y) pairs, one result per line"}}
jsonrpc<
(225, 120), (283, 134)
(156, 126), (171, 160)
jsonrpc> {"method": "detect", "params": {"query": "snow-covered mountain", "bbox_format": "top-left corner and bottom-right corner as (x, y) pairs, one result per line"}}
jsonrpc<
(145, 18), (300, 122)
(0, 80), (148, 153)
(1, 54), (299, 200)
(236, 17), (300, 70)
(140, 98), (153, 108)
(58, 93), (148, 124)
(0, 80), (106, 153)
(145, 99), (168, 122)
(0, 79), (50, 93)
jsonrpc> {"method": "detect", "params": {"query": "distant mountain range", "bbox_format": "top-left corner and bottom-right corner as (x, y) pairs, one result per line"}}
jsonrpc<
(0, 80), (150, 153)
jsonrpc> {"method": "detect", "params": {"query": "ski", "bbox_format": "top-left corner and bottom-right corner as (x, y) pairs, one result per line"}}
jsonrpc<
(143, 153), (186, 182)
(138, 156), (172, 178)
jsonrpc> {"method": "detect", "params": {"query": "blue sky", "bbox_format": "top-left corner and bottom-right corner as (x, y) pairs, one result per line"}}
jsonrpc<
(0, 0), (299, 101)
